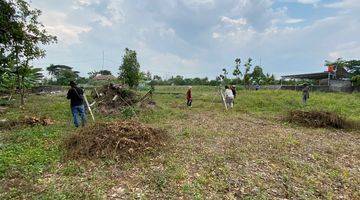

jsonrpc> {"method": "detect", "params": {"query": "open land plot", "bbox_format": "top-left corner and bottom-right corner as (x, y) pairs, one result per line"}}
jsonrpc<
(0, 86), (359, 199)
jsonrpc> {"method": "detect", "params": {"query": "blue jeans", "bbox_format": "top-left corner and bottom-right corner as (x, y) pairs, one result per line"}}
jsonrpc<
(71, 105), (86, 127)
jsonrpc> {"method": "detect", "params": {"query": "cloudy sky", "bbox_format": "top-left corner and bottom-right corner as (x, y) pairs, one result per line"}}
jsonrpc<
(30, 0), (360, 79)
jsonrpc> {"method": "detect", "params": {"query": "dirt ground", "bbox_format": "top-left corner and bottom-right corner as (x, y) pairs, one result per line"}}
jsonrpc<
(102, 111), (360, 199)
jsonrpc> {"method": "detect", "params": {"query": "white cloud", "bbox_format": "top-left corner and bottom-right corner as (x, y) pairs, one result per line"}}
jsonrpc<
(324, 0), (360, 9)
(285, 18), (304, 24)
(30, 0), (360, 77)
(39, 11), (91, 45)
(107, 0), (126, 23)
(181, 0), (216, 10)
(220, 16), (247, 26)
(296, 0), (320, 4)
(328, 42), (360, 60)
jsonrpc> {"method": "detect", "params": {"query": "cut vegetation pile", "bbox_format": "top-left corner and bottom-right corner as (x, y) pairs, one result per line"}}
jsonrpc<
(0, 116), (54, 130)
(64, 120), (167, 160)
(93, 84), (139, 114)
(287, 110), (346, 129)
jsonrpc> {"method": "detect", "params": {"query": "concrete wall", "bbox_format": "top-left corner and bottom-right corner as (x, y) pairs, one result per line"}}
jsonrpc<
(32, 86), (64, 93)
(329, 80), (352, 92)
(252, 83), (357, 93)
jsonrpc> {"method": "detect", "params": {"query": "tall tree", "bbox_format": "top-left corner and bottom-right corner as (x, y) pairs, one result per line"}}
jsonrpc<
(46, 64), (79, 85)
(244, 58), (252, 86)
(119, 48), (141, 88)
(250, 66), (266, 84)
(1, 0), (56, 105)
(233, 58), (242, 84)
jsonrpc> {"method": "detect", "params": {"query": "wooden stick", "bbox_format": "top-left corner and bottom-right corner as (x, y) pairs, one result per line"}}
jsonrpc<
(220, 89), (228, 110)
(94, 88), (99, 98)
(89, 101), (96, 107)
(83, 94), (95, 122)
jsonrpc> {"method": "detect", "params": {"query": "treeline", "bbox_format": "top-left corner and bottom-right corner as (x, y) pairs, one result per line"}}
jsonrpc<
(149, 74), (277, 86)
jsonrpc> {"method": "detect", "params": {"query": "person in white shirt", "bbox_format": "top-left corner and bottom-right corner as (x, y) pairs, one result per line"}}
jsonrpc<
(224, 85), (234, 109)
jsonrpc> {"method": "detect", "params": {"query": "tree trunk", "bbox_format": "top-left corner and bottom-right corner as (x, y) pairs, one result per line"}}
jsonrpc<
(20, 76), (24, 106)
(20, 89), (24, 105)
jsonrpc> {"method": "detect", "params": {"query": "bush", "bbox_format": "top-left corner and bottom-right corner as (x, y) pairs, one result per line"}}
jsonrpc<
(351, 75), (360, 87)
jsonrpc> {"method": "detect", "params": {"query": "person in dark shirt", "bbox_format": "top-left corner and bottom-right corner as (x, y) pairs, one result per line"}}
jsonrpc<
(186, 86), (192, 107)
(67, 81), (86, 127)
(302, 83), (310, 104)
(231, 85), (237, 98)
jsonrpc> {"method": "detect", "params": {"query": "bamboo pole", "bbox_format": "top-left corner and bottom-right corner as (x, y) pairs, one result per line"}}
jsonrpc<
(220, 89), (228, 110)
(83, 94), (95, 122)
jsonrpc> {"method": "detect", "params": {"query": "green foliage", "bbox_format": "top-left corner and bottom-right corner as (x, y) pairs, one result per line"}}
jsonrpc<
(244, 58), (252, 86)
(250, 66), (266, 84)
(351, 75), (360, 87)
(233, 58), (242, 84)
(119, 48), (141, 88)
(325, 58), (360, 77)
(0, 0), (56, 104)
(46, 64), (81, 85)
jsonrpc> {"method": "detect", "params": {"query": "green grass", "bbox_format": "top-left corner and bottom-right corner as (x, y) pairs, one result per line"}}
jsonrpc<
(0, 87), (359, 199)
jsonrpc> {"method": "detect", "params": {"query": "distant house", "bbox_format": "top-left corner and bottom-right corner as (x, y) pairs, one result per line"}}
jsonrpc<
(281, 67), (349, 83)
(281, 67), (352, 92)
(92, 74), (117, 81)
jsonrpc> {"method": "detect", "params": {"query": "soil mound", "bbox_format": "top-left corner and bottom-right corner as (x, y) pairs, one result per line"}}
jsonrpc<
(64, 120), (167, 160)
(287, 110), (346, 129)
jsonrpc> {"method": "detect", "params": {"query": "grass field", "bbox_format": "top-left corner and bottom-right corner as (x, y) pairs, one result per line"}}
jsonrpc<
(0, 86), (359, 199)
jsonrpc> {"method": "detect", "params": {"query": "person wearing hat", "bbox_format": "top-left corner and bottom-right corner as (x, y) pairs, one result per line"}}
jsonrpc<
(186, 86), (192, 107)
(67, 81), (86, 127)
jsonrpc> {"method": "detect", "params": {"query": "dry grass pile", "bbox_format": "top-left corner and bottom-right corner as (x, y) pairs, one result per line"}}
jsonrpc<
(64, 120), (167, 160)
(93, 84), (139, 114)
(0, 116), (54, 130)
(287, 110), (346, 129)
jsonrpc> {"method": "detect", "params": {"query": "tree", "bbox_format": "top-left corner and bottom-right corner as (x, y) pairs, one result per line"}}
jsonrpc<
(46, 64), (71, 76)
(233, 58), (242, 84)
(16, 65), (43, 105)
(56, 69), (79, 85)
(250, 66), (266, 84)
(1, 0), (56, 105)
(119, 48), (141, 88)
(351, 75), (360, 87)
(264, 73), (276, 85)
(325, 58), (360, 78)
(88, 69), (112, 79)
(153, 75), (162, 81)
(99, 70), (112, 76)
(344, 60), (360, 77)
(46, 64), (80, 85)
(244, 58), (252, 86)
